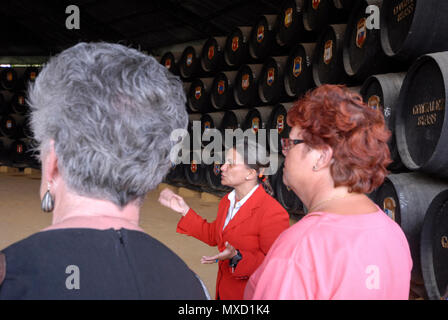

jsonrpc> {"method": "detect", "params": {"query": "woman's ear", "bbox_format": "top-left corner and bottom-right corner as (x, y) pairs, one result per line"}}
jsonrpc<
(314, 145), (333, 171)
(42, 140), (60, 190)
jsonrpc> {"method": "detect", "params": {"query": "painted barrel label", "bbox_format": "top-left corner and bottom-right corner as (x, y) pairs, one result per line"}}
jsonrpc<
(217, 80), (225, 95)
(323, 40), (333, 65)
(293, 56), (303, 77)
(368, 95), (381, 111)
(257, 25), (265, 43)
(267, 68), (275, 86)
(383, 197), (397, 221)
(284, 8), (293, 28)
(356, 18), (367, 49)
(232, 36), (239, 52)
(242, 74), (250, 90)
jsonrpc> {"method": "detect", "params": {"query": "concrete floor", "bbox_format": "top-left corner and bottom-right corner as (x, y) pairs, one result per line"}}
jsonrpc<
(0, 170), (294, 298)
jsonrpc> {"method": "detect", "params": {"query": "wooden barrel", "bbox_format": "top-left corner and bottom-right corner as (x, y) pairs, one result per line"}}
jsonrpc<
(268, 102), (296, 154)
(179, 45), (203, 79)
(220, 109), (255, 134)
(343, 0), (393, 81)
(0, 92), (12, 115)
(0, 137), (12, 164)
(165, 163), (186, 184)
(333, 0), (357, 9)
(203, 150), (231, 192)
(395, 52), (448, 177)
(275, 0), (315, 48)
(373, 172), (448, 283)
(224, 26), (252, 68)
(303, 0), (347, 33)
(274, 157), (304, 214)
(420, 189), (448, 300)
(210, 71), (238, 110)
(0, 68), (17, 90)
(200, 112), (226, 147)
(184, 150), (206, 187)
(160, 51), (182, 75)
(201, 36), (227, 74)
(188, 113), (202, 151)
(0, 113), (25, 139)
(284, 43), (316, 98)
(381, 0), (448, 61)
(187, 77), (214, 113)
(361, 72), (407, 172)
(234, 64), (263, 107)
(312, 24), (348, 86)
(258, 56), (289, 104)
(11, 91), (28, 114)
(249, 15), (277, 60)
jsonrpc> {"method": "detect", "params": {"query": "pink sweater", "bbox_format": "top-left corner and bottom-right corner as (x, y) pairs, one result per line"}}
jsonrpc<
(244, 209), (412, 300)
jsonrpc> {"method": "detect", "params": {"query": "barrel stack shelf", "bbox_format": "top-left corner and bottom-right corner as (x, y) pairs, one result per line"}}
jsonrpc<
(157, 0), (448, 300)
(0, 60), (43, 173)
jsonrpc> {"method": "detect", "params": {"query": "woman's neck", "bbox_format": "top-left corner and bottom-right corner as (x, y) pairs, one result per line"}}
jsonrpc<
(51, 185), (140, 228)
(234, 181), (258, 202)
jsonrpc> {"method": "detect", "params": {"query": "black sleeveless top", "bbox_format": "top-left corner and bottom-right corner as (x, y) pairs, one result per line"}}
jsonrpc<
(0, 228), (208, 300)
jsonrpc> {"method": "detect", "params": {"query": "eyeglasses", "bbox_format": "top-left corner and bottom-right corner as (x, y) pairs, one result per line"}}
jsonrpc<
(281, 138), (305, 151)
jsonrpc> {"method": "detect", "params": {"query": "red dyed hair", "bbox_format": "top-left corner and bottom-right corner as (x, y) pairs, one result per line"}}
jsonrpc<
(287, 84), (392, 193)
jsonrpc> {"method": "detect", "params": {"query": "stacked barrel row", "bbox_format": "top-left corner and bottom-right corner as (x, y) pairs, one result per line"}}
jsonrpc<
(0, 67), (40, 169)
(160, 0), (448, 299)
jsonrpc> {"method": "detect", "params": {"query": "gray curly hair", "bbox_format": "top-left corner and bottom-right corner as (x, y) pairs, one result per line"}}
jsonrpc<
(28, 42), (188, 207)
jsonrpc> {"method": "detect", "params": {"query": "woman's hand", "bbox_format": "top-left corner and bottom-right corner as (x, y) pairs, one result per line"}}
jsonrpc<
(201, 242), (237, 264)
(158, 188), (190, 216)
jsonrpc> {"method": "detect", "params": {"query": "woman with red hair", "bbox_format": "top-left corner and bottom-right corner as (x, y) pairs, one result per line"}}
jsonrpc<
(244, 85), (412, 300)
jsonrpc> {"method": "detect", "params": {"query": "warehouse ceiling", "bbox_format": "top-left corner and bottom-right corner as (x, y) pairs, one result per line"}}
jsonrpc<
(0, 0), (286, 57)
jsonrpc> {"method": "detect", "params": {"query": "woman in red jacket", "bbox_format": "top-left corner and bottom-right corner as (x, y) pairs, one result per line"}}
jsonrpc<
(158, 138), (290, 300)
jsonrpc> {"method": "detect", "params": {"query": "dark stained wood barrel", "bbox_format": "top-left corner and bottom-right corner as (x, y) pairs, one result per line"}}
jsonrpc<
(188, 113), (202, 151)
(275, 0), (316, 48)
(249, 14), (278, 60)
(0, 137), (12, 164)
(395, 52), (448, 177)
(0, 113), (25, 139)
(200, 112), (226, 147)
(220, 110), (240, 132)
(203, 150), (231, 192)
(0, 92), (12, 115)
(420, 189), (448, 300)
(333, 0), (357, 9)
(184, 149), (206, 187)
(234, 64), (264, 107)
(0, 68), (17, 90)
(165, 163), (186, 184)
(201, 36), (227, 74)
(312, 24), (348, 86)
(187, 77), (214, 113)
(381, 0), (448, 61)
(303, 0), (350, 33)
(361, 72), (407, 172)
(343, 0), (394, 81)
(160, 51), (182, 76)
(210, 71), (238, 110)
(258, 56), (289, 104)
(11, 138), (34, 166)
(274, 157), (304, 215)
(224, 26), (252, 68)
(266, 102), (295, 154)
(179, 45), (204, 79)
(246, 106), (275, 148)
(284, 43), (316, 98)
(11, 91), (28, 114)
(373, 172), (448, 283)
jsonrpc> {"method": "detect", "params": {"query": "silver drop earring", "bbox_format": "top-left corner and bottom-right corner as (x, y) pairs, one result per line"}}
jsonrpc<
(41, 182), (54, 213)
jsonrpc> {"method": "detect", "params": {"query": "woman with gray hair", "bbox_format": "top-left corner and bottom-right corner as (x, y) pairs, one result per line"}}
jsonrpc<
(0, 42), (209, 300)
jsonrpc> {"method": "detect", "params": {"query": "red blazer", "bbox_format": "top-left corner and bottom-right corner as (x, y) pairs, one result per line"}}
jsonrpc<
(176, 185), (290, 300)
